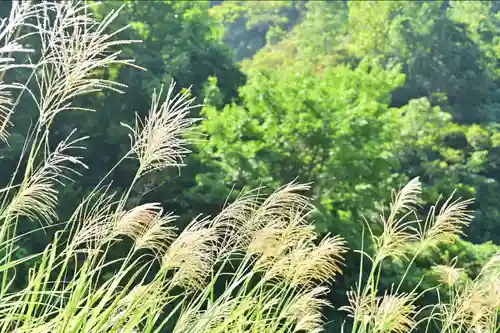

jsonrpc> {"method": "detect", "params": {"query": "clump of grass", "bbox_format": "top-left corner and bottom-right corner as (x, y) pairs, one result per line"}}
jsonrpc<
(342, 178), (499, 333)
(0, 2), (498, 333)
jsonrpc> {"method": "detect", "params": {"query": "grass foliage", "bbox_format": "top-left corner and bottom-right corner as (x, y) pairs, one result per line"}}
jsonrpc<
(0, 1), (498, 332)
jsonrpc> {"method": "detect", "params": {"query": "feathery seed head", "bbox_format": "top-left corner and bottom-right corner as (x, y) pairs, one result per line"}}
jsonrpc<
(36, 1), (138, 125)
(374, 178), (422, 262)
(0, 84), (15, 143)
(116, 203), (163, 237)
(290, 236), (346, 286)
(173, 298), (244, 333)
(432, 264), (464, 287)
(419, 193), (474, 247)
(261, 235), (346, 286)
(341, 290), (416, 333)
(371, 292), (417, 333)
(479, 251), (500, 277)
(387, 177), (422, 224)
(283, 286), (331, 333)
(249, 206), (316, 261)
(115, 202), (177, 255)
(124, 81), (200, 177)
(480, 277), (500, 309)
(209, 188), (264, 259)
(162, 217), (218, 290)
(8, 131), (87, 225)
(0, 0), (39, 71)
(243, 182), (313, 237)
(67, 186), (117, 254)
(375, 218), (418, 262)
(212, 182), (315, 266)
(340, 288), (374, 333)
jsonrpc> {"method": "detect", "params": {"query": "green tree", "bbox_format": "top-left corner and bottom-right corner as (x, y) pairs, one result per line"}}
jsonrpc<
(344, 0), (500, 244)
(210, 0), (306, 61)
(346, 1), (497, 122)
(199, 58), (406, 244)
(240, 0), (349, 74)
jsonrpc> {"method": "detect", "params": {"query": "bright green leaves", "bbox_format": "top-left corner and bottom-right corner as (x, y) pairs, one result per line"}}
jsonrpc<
(241, 1), (348, 74)
(198, 59), (406, 245)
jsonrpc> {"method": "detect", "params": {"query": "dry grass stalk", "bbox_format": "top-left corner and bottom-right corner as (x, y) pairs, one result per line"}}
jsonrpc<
(123, 82), (200, 177)
(115, 202), (177, 256)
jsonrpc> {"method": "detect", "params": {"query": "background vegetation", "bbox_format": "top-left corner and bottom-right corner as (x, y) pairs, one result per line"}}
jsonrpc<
(0, 0), (499, 332)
